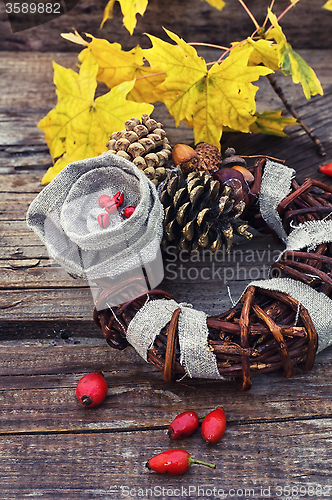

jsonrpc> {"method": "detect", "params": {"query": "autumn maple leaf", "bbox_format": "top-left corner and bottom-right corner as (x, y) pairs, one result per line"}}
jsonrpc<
(267, 9), (323, 99)
(38, 51), (153, 184)
(100, 0), (148, 33)
(62, 32), (165, 104)
(250, 110), (297, 136)
(144, 29), (272, 148)
(323, 0), (332, 10)
(100, 0), (225, 33)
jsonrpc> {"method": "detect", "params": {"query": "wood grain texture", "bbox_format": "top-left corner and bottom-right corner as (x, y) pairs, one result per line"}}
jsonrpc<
(0, 420), (331, 500)
(0, 341), (331, 433)
(1, 0), (332, 51)
(1, 38), (332, 497)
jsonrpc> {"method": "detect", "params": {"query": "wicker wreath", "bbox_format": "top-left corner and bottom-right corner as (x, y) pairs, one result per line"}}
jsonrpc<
(93, 157), (332, 390)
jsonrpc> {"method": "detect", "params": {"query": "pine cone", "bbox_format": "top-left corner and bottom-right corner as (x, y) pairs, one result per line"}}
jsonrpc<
(106, 114), (172, 186)
(160, 168), (253, 254)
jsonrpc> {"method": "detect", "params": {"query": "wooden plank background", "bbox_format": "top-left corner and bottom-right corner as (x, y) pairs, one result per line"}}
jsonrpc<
(1, 0), (332, 51)
(1, 2), (332, 498)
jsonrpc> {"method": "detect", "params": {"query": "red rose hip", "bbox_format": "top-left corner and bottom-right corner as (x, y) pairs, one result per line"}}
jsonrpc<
(97, 213), (110, 228)
(201, 407), (226, 443)
(76, 372), (108, 408)
(98, 194), (111, 208)
(319, 162), (332, 178)
(168, 410), (199, 440)
(146, 449), (216, 475)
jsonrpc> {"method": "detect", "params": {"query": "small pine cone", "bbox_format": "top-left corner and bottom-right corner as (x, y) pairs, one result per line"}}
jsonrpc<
(106, 115), (172, 186)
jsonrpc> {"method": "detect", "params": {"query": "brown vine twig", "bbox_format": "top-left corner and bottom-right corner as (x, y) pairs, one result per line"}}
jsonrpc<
(266, 73), (326, 156)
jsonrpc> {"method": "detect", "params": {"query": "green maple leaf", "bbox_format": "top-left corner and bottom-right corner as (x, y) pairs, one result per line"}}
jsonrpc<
(267, 9), (323, 99)
(250, 110), (297, 136)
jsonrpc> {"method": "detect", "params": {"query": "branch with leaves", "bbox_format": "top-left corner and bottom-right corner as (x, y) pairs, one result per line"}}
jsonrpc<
(38, 0), (330, 184)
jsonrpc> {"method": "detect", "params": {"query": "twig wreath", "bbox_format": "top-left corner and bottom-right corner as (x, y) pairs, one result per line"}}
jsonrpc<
(27, 144), (332, 391)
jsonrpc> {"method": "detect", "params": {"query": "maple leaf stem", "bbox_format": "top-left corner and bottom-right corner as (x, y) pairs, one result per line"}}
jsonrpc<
(241, 154), (285, 163)
(188, 42), (229, 51)
(237, 0), (260, 31)
(262, 0), (275, 29)
(216, 39), (244, 63)
(135, 71), (166, 81)
(266, 73), (326, 156)
(265, 0), (301, 35)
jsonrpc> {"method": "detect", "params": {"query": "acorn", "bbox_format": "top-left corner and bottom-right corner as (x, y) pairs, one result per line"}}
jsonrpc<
(172, 144), (199, 175)
(172, 143), (222, 176)
(222, 147), (247, 168)
(232, 165), (255, 184)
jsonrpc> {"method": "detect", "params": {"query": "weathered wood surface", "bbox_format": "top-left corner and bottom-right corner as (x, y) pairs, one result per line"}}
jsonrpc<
(1, 46), (332, 499)
(1, 0), (332, 51)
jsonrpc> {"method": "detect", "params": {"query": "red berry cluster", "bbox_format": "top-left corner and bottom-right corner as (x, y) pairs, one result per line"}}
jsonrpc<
(75, 373), (225, 475)
(97, 192), (135, 229)
(147, 407), (226, 475)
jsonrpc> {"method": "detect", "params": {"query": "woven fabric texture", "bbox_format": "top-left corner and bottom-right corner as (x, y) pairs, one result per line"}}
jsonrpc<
(126, 298), (222, 379)
(26, 153), (164, 282)
(259, 160), (295, 242)
(286, 219), (332, 252)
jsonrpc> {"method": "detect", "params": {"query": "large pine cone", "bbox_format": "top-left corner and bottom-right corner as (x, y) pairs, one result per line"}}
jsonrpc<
(160, 168), (253, 254)
(106, 114), (172, 186)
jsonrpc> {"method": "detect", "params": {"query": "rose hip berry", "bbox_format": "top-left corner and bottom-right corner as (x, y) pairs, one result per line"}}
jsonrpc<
(76, 372), (108, 408)
(168, 411), (199, 440)
(97, 213), (110, 229)
(146, 449), (216, 475)
(98, 194), (112, 208)
(319, 161), (332, 178)
(201, 407), (226, 444)
(123, 205), (135, 218)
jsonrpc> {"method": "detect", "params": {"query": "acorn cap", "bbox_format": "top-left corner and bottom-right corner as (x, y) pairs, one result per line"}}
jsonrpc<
(222, 147), (247, 168)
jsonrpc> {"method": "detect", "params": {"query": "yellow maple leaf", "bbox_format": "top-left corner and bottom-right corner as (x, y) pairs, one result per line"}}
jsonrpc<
(144, 30), (272, 148)
(127, 65), (166, 103)
(323, 0), (332, 10)
(144, 30), (208, 125)
(38, 52), (153, 184)
(62, 32), (161, 101)
(245, 38), (280, 72)
(250, 110), (297, 136)
(203, 0), (225, 10)
(77, 34), (145, 89)
(101, 0), (148, 33)
(267, 9), (323, 99)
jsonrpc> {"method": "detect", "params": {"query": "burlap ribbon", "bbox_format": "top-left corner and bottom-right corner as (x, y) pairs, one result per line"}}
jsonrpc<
(27, 153), (165, 306)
